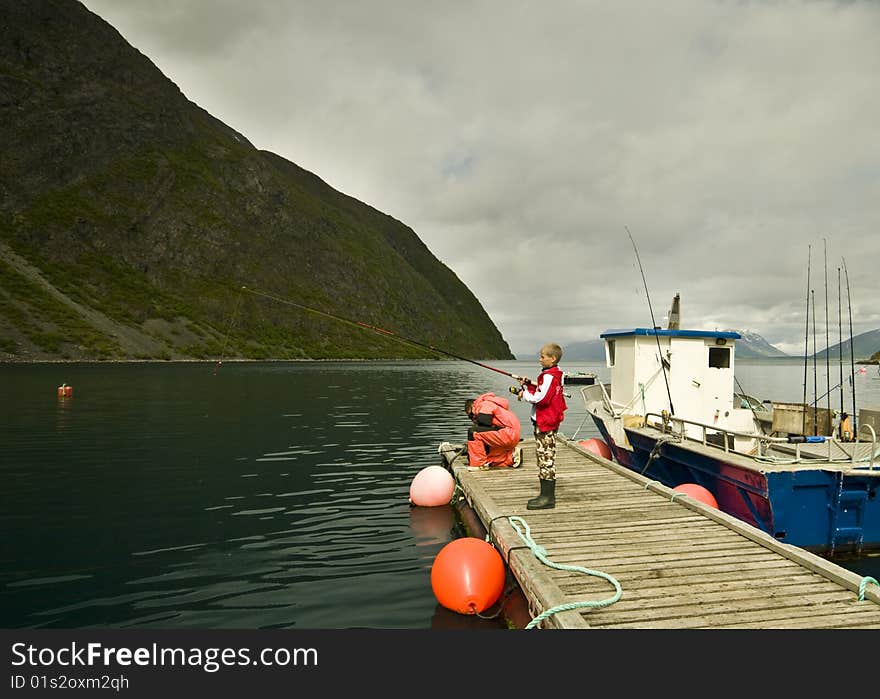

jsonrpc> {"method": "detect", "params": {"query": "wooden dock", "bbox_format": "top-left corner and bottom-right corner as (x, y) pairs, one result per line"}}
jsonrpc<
(451, 437), (880, 629)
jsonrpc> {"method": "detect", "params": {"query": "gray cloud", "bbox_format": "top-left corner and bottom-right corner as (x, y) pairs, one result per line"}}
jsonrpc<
(81, 0), (880, 357)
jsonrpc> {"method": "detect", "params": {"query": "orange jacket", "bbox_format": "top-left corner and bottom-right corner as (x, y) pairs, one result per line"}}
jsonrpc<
(472, 392), (521, 438)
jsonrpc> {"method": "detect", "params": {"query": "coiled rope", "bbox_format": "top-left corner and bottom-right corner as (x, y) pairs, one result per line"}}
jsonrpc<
(505, 515), (622, 629)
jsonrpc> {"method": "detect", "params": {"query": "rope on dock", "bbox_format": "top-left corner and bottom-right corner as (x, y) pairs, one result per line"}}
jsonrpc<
(859, 576), (879, 602)
(506, 515), (622, 629)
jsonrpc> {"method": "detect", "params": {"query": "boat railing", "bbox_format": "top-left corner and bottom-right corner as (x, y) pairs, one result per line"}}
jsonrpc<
(643, 411), (878, 470)
(582, 381), (653, 420)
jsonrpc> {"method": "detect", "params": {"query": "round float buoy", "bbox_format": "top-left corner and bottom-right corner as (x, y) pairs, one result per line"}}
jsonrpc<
(57, 383), (72, 398)
(672, 483), (718, 509)
(578, 438), (612, 460)
(409, 465), (455, 507)
(431, 537), (505, 614)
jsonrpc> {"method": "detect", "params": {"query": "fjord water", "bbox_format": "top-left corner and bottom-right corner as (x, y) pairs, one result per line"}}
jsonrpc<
(2, 358), (879, 629)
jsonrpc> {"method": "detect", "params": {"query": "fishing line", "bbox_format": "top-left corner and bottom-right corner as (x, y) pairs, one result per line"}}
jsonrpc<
(237, 285), (535, 385)
(214, 285), (244, 372)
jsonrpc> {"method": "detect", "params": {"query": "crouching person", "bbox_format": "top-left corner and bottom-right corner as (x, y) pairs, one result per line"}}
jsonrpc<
(465, 392), (522, 470)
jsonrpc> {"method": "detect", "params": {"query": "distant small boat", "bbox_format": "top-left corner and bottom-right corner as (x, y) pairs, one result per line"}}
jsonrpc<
(563, 371), (596, 385)
(581, 298), (880, 558)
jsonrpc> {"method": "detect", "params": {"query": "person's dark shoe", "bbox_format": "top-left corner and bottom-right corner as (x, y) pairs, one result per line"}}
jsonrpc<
(527, 479), (556, 509)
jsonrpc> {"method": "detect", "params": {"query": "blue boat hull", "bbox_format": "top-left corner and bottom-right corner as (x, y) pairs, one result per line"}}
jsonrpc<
(591, 418), (880, 556)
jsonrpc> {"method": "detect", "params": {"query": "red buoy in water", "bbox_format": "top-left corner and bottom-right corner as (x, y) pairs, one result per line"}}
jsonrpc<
(57, 383), (72, 398)
(672, 483), (718, 509)
(431, 537), (505, 614)
(578, 438), (612, 460)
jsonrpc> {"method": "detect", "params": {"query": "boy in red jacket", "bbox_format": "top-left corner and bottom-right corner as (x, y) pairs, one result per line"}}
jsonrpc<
(517, 342), (567, 509)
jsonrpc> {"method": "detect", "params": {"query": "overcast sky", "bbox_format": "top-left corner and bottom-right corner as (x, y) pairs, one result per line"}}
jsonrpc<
(79, 0), (880, 357)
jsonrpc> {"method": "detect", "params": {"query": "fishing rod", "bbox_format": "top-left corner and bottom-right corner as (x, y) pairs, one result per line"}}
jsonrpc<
(843, 257), (856, 428)
(801, 245), (811, 434)
(625, 226), (674, 415)
(811, 288), (818, 435)
(823, 239), (830, 421)
(236, 285), (537, 385)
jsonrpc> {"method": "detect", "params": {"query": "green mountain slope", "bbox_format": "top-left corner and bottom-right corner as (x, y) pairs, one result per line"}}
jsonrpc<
(0, 0), (513, 362)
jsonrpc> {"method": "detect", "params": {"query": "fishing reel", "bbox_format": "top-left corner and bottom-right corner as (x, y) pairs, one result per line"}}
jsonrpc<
(509, 385), (524, 401)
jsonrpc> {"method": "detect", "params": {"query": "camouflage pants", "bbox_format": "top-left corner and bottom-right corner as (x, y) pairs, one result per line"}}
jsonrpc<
(533, 426), (558, 481)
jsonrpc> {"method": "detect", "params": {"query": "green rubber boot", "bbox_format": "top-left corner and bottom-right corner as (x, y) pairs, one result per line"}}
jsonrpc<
(527, 478), (556, 510)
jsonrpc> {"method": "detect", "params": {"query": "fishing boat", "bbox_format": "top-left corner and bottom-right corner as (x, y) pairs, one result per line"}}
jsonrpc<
(563, 371), (597, 385)
(580, 318), (880, 558)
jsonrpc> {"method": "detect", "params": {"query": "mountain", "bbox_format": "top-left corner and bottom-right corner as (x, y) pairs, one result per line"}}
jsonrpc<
(815, 328), (880, 362)
(560, 329), (790, 362)
(725, 330), (790, 359)
(0, 0), (513, 362)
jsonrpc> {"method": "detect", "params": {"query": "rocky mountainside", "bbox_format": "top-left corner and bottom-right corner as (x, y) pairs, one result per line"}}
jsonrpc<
(0, 0), (513, 362)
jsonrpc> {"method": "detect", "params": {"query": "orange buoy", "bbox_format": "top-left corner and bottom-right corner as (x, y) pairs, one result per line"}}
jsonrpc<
(57, 383), (73, 398)
(431, 537), (505, 614)
(409, 465), (455, 507)
(577, 438), (612, 460)
(672, 483), (718, 509)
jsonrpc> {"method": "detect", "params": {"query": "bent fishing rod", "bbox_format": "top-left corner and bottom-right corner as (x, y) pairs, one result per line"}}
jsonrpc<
(236, 285), (538, 385)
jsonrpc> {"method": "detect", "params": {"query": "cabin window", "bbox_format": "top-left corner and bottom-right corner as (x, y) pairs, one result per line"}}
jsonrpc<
(708, 346), (730, 368)
(606, 340), (616, 367)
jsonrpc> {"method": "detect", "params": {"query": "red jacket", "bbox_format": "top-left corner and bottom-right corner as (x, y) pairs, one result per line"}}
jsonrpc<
(523, 365), (567, 432)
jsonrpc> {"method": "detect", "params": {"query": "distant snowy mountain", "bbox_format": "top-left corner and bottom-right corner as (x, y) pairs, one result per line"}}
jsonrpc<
(725, 330), (790, 358)
(555, 329), (790, 362)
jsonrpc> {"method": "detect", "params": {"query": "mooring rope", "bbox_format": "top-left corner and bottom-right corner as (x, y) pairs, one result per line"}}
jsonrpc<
(858, 576), (879, 602)
(505, 515), (622, 629)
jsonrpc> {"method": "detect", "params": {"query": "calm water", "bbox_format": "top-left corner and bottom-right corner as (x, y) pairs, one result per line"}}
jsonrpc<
(2, 357), (879, 629)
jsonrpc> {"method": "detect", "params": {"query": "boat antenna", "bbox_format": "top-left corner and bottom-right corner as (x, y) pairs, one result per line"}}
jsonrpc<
(823, 239), (830, 423)
(842, 257), (857, 430)
(625, 226), (674, 415)
(838, 266), (844, 418)
(811, 288), (818, 435)
(802, 245), (811, 434)
(236, 285), (535, 384)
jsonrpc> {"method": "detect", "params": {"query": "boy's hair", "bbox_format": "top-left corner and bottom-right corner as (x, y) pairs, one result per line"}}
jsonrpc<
(541, 342), (563, 362)
(464, 399), (475, 415)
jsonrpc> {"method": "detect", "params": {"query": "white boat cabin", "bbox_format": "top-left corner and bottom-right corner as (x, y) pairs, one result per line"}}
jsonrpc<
(601, 328), (760, 442)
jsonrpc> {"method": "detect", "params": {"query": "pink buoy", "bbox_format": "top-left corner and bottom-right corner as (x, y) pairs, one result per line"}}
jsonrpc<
(577, 438), (612, 460)
(672, 483), (718, 509)
(431, 537), (505, 614)
(409, 465), (455, 507)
